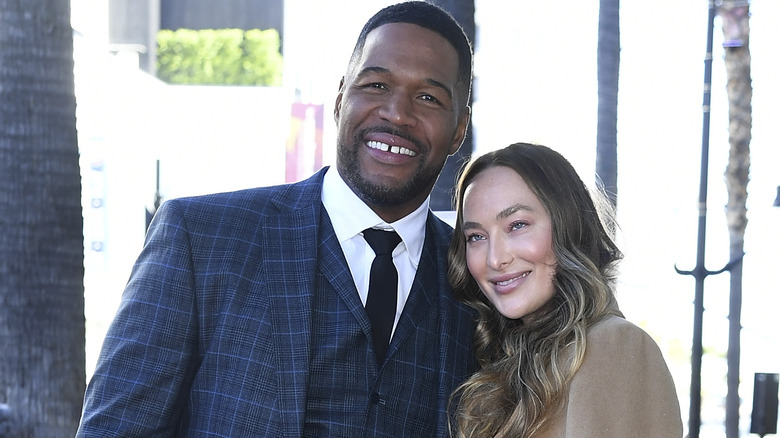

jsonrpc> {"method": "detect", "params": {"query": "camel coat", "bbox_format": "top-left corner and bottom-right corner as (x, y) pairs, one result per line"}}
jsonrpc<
(534, 316), (683, 437)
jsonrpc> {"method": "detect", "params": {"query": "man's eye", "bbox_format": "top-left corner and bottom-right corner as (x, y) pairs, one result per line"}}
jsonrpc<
(419, 94), (440, 104)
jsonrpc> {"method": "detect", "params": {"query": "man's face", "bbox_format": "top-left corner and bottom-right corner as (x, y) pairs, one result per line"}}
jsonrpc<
(334, 22), (470, 222)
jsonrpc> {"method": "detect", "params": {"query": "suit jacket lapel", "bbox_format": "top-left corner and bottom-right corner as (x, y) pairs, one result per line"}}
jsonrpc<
(316, 210), (373, 338)
(387, 214), (441, 359)
(260, 169), (327, 436)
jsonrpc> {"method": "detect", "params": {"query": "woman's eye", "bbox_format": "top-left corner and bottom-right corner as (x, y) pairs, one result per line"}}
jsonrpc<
(510, 221), (527, 231)
(465, 233), (484, 243)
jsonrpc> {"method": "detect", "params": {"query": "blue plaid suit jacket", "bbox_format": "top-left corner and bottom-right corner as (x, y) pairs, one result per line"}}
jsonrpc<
(76, 167), (476, 437)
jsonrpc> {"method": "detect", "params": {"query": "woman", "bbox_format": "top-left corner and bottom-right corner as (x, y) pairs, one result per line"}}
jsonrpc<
(448, 143), (682, 437)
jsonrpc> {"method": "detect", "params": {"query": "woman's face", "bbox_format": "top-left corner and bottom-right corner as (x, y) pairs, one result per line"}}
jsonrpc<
(461, 166), (557, 320)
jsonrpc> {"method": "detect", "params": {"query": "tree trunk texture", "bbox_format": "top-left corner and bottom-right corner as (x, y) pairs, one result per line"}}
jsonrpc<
(0, 0), (85, 436)
(719, 2), (751, 437)
(428, 0), (475, 211)
(596, 0), (620, 209)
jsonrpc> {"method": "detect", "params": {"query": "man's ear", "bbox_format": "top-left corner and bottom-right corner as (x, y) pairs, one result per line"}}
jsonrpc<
(449, 106), (471, 155)
(334, 77), (345, 122)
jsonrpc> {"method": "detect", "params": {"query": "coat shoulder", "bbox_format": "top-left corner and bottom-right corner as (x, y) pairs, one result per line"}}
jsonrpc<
(158, 169), (327, 225)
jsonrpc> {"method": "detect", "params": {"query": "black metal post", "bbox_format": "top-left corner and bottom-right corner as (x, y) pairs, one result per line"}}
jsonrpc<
(673, 2), (740, 436)
(679, 5), (716, 435)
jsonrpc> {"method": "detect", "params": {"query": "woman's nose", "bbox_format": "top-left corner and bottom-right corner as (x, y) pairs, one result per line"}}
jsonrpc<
(487, 236), (512, 271)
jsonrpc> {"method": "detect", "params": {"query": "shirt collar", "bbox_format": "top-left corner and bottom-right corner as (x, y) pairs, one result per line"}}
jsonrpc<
(322, 167), (428, 265)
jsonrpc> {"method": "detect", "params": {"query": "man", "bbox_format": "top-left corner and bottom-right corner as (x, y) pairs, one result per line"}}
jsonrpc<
(76, 2), (475, 437)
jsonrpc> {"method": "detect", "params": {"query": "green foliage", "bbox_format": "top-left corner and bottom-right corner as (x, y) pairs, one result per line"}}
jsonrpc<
(156, 28), (283, 86)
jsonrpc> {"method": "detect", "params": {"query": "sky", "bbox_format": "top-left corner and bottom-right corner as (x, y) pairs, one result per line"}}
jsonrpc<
(72, 1), (780, 436)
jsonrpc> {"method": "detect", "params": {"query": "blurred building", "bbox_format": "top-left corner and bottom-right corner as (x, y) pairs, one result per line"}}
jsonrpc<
(108, 0), (284, 74)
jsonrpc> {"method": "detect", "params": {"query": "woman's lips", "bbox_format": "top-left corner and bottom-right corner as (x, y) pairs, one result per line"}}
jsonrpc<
(491, 271), (530, 294)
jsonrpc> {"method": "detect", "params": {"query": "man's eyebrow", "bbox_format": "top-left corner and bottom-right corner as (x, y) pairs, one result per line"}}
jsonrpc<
(423, 77), (453, 100)
(356, 66), (390, 78)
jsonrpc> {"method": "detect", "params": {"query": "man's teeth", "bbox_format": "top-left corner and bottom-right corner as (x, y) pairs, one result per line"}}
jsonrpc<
(496, 272), (529, 286)
(367, 140), (417, 156)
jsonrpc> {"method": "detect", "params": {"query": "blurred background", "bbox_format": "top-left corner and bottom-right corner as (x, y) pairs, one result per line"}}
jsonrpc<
(70, 1), (779, 436)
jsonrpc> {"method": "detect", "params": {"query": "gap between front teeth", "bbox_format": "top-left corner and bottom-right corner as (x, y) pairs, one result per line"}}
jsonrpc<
(368, 140), (417, 156)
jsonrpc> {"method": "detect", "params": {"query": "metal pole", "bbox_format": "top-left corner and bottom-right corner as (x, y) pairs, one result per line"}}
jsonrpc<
(675, 3), (714, 437)
(691, 4), (716, 435)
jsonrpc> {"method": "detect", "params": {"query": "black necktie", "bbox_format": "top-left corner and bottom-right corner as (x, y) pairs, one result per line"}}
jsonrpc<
(362, 228), (402, 363)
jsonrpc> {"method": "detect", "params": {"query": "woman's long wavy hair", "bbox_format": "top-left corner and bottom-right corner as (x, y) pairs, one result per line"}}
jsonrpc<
(448, 143), (624, 438)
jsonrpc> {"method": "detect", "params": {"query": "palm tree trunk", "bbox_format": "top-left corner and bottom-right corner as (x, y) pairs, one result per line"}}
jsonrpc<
(718, 2), (751, 437)
(0, 0), (85, 436)
(596, 0), (620, 208)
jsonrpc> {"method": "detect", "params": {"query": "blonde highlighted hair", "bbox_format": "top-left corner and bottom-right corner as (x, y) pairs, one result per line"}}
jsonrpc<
(448, 143), (623, 437)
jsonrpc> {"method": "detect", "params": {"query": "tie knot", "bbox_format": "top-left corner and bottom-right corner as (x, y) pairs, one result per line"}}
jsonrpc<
(363, 228), (401, 256)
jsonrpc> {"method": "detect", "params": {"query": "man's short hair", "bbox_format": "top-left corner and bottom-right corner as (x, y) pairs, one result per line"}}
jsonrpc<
(349, 1), (473, 108)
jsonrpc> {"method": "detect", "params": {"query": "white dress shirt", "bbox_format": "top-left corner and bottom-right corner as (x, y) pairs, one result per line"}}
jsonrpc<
(321, 167), (428, 338)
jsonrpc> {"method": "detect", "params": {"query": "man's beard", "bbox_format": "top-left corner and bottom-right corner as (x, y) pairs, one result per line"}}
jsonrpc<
(337, 128), (444, 208)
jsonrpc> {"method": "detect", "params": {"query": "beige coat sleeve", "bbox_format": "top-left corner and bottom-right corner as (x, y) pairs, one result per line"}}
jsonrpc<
(537, 316), (683, 437)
